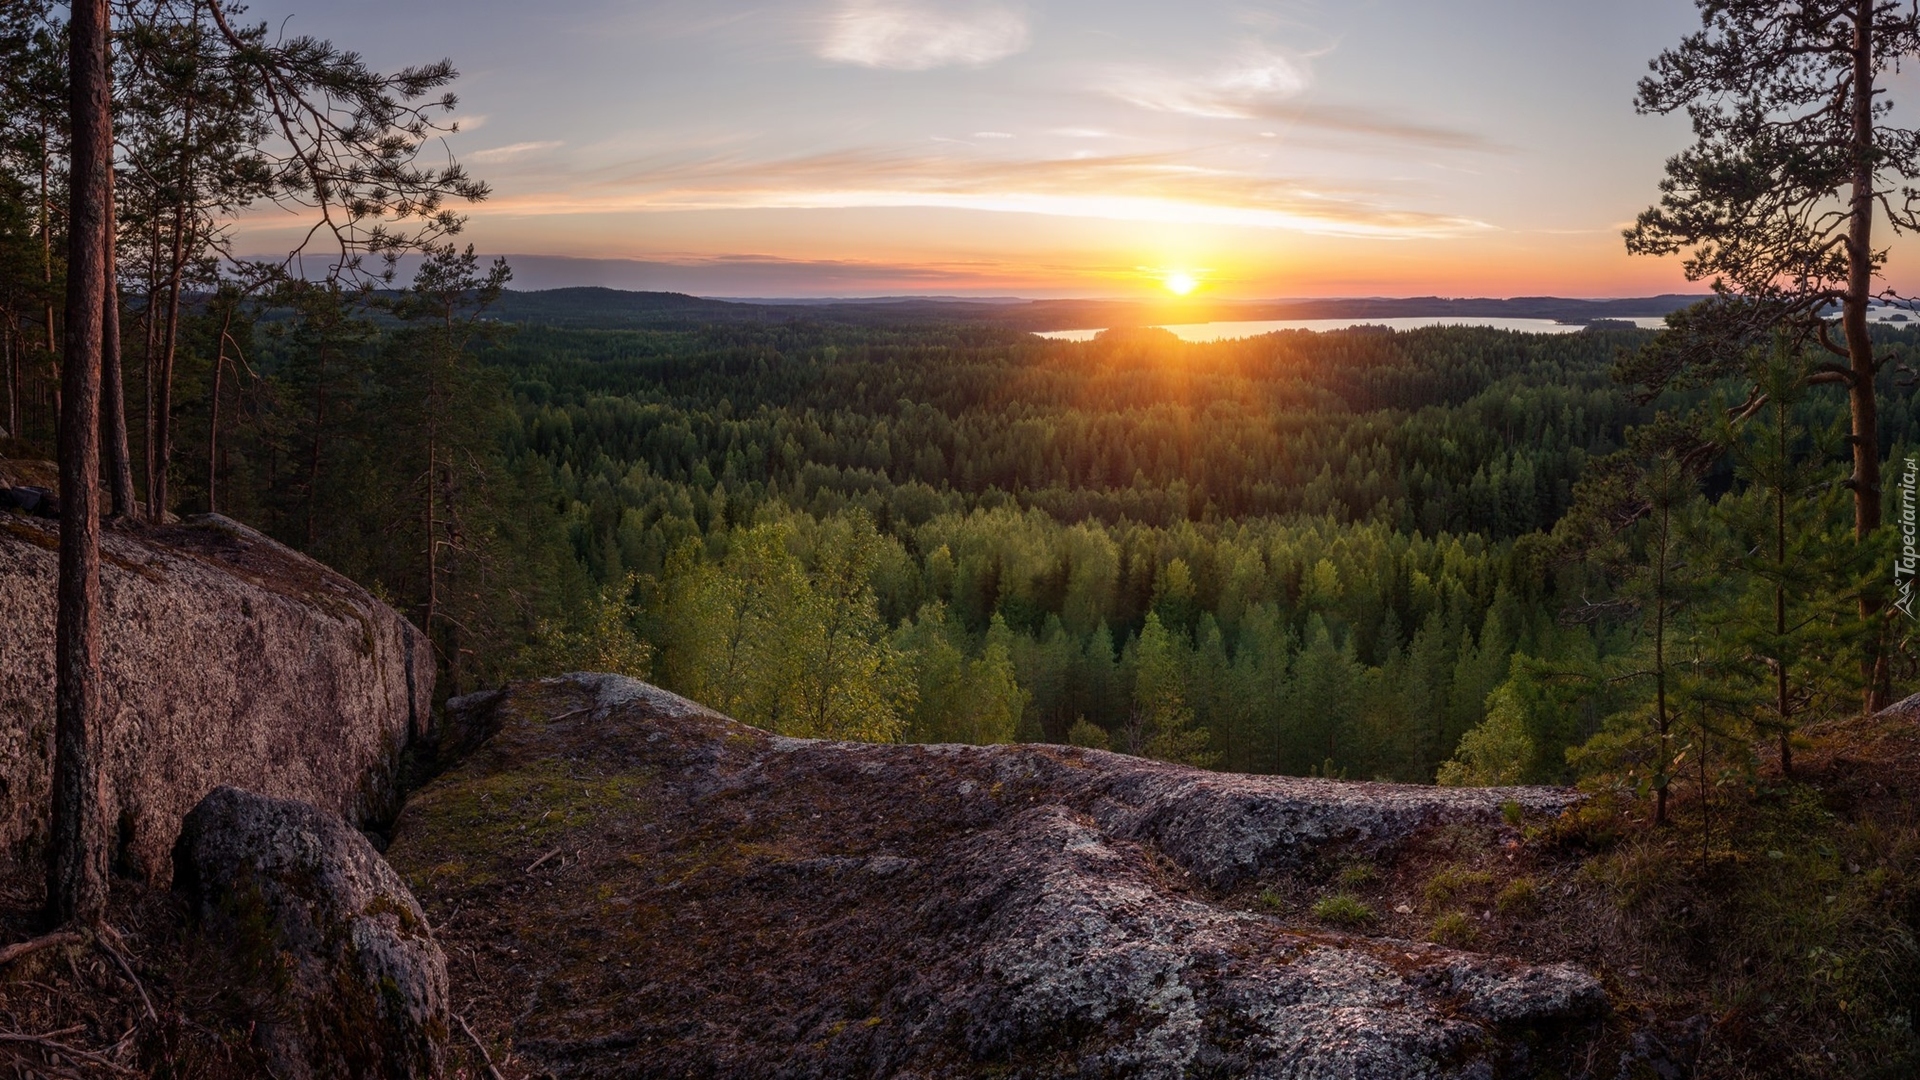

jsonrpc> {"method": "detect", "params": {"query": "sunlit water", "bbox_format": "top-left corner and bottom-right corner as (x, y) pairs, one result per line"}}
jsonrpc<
(1032, 316), (1671, 342)
(1034, 309), (1920, 342)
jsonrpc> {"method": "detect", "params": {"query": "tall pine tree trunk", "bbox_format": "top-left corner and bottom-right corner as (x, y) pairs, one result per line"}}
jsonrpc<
(206, 302), (234, 513)
(40, 116), (55, 367)
(149, 207), (187, 524)
(4, 324), (17, 437)
(424, 406), (438, 637)
(1653, 486), (1672, 828)
(148, 88), (196, 526)
(142, 215), (160, 501)
(1848, 0), (1889, 713)
(206, 354), (221, 513)
(305, 321), (329, 547)
(49, 0), (112, 929)
(101, 152), (135, 519)
(1774, 401), (1794, 777)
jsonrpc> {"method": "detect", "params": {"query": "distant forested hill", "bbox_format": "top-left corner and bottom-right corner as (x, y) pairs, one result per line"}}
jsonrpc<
(486, 288), (793, 328)
(477, 286), (1710, 332)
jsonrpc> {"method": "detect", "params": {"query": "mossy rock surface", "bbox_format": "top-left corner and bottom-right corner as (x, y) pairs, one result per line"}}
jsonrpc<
(176, 786), (448, 1080)
(388, 673), (1606, 1079)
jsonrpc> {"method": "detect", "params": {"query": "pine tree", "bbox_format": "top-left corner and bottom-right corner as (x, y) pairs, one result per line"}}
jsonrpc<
(967, 615), (1027, 745)
(1284, 615), (1359, 776)
(1560, 418), (1715, 825)
(1626, 0), (1920, 709)
(1703, 340), (1860, 774)
(379, 243), (510, 692)
(656, 527), (803, 722)
(47, 0), (110, 928)
(270, 280), (375, 550)
(1229, 603), (1292, 774)
(513, 573), (652, 681)
(1127, 612), (1216, 767)
(0, 1), (65, 446)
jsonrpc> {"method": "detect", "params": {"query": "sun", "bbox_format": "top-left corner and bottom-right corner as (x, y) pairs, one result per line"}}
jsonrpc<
(1163, 270), (1199, 296)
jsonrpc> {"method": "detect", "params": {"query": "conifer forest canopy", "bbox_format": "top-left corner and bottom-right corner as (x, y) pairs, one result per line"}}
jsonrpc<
(6, 0), (1920, 797)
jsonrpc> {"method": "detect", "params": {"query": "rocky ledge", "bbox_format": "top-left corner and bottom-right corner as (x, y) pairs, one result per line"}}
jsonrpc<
(388, 674), (1607, 1079)
(0, 509), (432, 883)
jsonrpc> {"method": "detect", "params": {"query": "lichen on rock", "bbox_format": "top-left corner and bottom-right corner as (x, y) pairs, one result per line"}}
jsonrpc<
(390, 672), (1609, 1079)
(0, 510), (433, 883)
(174, 786), (449, 1080)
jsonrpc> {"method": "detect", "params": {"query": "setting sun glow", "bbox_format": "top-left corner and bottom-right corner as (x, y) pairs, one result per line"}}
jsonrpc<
(1163, 270), (1198, 296)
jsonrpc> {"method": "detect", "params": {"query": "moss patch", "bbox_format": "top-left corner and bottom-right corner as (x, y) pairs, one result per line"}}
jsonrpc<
(394, 758), (654, 888)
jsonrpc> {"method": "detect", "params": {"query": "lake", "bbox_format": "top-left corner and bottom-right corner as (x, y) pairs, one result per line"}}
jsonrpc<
(1032, 316), (1672, 342)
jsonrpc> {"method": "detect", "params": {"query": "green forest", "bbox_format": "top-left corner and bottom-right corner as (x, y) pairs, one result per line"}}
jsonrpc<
(8, 0), (1917, 814)
(11, 210), (1920, 798)
(265, 313), (1920, 797)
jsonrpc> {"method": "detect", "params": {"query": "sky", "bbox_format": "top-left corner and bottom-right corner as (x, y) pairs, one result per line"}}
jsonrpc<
(229, 1), (1789, 298)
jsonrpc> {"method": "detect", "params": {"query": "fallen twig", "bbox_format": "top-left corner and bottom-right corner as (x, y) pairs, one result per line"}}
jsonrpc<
(0, 931), (81, 967)
(0, 1029), (141, 1075)
(525, 847), (561, 874)
(96, 927), (158, 1024)
(455, 1013), (506, 1080)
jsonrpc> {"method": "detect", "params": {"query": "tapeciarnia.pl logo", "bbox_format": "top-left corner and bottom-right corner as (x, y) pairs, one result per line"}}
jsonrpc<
(1899, 456), (1919, 620)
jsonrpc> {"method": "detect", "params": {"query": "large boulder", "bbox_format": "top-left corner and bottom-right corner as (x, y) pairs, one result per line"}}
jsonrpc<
(0, 508), (432, 883)
(175, 786), (448, 1080)
(389, 673), (1609, 1079)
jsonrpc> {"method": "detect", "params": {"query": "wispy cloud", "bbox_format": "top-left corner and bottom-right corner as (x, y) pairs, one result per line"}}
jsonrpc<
(470, 140), (564, 162)
(1109, 42), (1493, 152)
(819, 1), (1029, 70)
(480, 252), (1049, 294)
(482, 147), (1490, 239)
(1271, 103), (1497, 152)
(1113, 45), (1313, 118)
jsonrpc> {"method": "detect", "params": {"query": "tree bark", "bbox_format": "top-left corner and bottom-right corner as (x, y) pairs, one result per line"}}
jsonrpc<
(150, 205), (187, 525)
(424, 406), (438, 637)
(101, 154), (135, 519)
(48, 0), (113, 929)
(1848, 0), (1889, 713)
(1775, 402), (1793, 777)
(206, 353), (220, 513)
(142, 215), (160, 502)
(206, 302), (234, 513)
(40, 116), (56, 373)
(1654, 492), (1671, 827)
(4, 323), (16, 438)
(305, 300), (330, 547)
(148, 81), (196, 526)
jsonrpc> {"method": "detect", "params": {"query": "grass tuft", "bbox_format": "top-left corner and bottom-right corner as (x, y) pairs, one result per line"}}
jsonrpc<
(1423, 864), (1494, 908)
(1495, 876), (1540, 916)
(1337, 862), (1379, 888)
(1312, 893), (1374, 928)
(1429, 910), (1478, 946)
